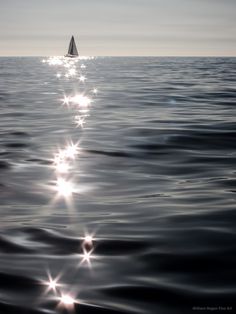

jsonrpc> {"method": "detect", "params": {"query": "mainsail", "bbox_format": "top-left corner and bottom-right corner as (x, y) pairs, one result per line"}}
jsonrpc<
(66, 36), (78, 57)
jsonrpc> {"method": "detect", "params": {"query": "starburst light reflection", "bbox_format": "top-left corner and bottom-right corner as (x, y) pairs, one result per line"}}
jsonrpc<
(80, 248), (94, 267)
(48, 278), (58, 291)
(62, 95), (70, 106)
(75, 116), (85, 128)
(43, 272), (62, 294)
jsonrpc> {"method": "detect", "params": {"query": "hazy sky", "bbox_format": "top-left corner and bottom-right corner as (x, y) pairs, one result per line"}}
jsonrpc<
(0, 0), (235, 56)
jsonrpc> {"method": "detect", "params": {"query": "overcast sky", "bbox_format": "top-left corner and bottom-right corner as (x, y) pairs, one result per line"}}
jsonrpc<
(0, 0), (235, 56)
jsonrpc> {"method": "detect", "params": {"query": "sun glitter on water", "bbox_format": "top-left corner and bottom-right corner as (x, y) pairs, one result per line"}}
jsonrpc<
(57, 292), (78, 311)
(43, 271), (63, 294)
(56, 178), (74, 197)
(60, 294), (75, 305)
(41, 52), (99, 312)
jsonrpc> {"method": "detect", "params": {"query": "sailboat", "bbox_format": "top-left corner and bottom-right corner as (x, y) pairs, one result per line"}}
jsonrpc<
(65, 36), (79, 58)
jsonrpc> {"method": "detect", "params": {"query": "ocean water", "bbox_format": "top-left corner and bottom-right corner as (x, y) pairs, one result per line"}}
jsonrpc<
(0, 56), (236, 314)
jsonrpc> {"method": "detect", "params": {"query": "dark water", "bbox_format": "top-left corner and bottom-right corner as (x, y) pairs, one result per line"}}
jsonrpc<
(0, 56), (236, 314)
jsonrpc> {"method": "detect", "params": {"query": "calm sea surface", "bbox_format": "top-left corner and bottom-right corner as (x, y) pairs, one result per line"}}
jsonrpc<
(0, 57), (236, 314)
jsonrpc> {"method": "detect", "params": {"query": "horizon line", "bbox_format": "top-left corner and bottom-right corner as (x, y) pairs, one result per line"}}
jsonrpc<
(0, 55), (236, 58)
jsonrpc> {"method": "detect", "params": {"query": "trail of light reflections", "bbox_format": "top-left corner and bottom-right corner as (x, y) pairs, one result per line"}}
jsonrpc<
(61, 94), (92, 109)
(62, 93), (92, 128)
(79, 232), (96, 267)
(42, 55), (101, 312)
(49, 153), (92, 211)
(53, 142), (79, 173)
(54, 143), (79, 160)
(42, 56), (93, 69)
(42, 56), (94, 84)
(51, 143), (80, 208)
(41, 234), (98, 310)
(42, 271), (80, 312)
(46, 56), (64, 66)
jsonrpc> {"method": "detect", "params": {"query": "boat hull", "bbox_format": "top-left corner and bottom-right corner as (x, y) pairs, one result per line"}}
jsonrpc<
(64, 54), (79, 58)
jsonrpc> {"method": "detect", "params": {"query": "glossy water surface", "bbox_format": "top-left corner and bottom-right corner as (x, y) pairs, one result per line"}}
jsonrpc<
(0, 57), (236, 314)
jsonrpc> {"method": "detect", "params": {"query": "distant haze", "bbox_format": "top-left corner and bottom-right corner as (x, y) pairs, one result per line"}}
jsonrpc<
(0, 0), (235, 56)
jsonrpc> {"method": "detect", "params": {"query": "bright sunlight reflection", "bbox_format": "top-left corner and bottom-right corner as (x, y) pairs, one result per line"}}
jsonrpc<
(69, 68), (76, 76)
(64, 143), (79, 159)
(53, 143), (79, 166)
(47, 278), (58, 292)
(58, 293), (78, 310)
(55, 161), (70, 174)
(80, 248), (94, 267)
(79, 75), (86, 82)
(61, 94), (92, 109)
(56, 178), (74, 197)
(43, 272), (62, 294)
(60, 294), (75, 305)
(71, 94), (91, 108)
(84, 235), (93, 245)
